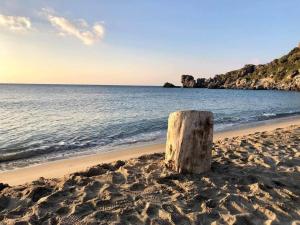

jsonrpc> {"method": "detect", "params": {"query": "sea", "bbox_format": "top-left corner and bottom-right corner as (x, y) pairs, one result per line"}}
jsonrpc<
(1, 84), (300, 170)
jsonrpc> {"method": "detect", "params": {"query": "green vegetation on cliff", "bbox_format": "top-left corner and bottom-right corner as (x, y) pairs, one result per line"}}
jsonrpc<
(212, 47), (300, 91)
(176, 46), (300, 91)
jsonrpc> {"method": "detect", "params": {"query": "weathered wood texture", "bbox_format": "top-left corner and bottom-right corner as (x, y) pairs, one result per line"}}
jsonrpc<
(165, 111), (213, 174)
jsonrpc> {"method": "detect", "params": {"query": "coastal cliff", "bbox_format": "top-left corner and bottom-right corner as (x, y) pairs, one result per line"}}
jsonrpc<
(168, 46), (300, 91)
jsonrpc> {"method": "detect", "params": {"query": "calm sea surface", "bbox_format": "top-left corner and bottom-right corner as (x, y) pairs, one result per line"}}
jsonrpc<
(1, 84), (300, 170)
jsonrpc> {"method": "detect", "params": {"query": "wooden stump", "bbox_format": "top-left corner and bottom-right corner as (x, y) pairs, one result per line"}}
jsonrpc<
(165, 111), (213, 174)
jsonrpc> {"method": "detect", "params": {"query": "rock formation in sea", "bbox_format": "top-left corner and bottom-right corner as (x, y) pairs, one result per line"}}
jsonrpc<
(181, 75), (207, 88)
(163, 82), (177, 88)
(181, 75), (196, 88)
(166, 44), (300, 91)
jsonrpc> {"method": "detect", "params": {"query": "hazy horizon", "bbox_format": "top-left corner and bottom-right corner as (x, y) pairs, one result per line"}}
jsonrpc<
(1, 0), (300, 86)
(0, 82), (169, 86)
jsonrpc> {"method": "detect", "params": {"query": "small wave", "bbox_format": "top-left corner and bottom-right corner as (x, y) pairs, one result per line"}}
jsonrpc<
(262, 113), (276, 117)
(0, 117), (168, 163)
(215, 116), (241, 124)
(258, 111), (300, 120)
(214, 110), (300, 131)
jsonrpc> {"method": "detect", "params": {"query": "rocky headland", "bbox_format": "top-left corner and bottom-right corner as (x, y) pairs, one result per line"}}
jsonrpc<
(165, 45), (300, 91)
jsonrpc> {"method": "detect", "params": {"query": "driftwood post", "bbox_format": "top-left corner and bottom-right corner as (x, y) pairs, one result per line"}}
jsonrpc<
(165, 111), (213, 174)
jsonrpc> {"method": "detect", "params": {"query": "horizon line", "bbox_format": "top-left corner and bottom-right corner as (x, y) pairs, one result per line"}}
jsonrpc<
(0, 82), (166, 87)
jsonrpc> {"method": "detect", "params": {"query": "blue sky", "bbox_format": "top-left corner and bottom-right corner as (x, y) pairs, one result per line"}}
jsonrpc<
(0, 0), (299, 85)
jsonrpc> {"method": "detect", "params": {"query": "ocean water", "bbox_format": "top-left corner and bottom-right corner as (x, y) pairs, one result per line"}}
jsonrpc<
(1, 84), (300, 170)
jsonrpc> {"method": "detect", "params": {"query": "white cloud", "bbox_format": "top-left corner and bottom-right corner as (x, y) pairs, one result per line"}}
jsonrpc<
(43, 9), (105, 45)
(0, 14), (31, 31)
(93, 23), (105, 37)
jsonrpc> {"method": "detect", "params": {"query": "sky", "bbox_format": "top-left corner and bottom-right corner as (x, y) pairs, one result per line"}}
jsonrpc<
(0, 0), (299, 85)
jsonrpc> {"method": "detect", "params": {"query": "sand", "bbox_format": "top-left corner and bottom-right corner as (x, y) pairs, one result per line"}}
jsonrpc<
(1, 116), (300, 186)
(0, 118), (300, 224)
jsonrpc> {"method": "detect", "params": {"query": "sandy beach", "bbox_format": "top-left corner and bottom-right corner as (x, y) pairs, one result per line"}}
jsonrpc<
(0, 117), (300, 224)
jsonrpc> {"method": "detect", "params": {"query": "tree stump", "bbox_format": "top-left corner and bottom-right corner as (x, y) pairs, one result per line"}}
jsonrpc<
(165, 111), (213, 174)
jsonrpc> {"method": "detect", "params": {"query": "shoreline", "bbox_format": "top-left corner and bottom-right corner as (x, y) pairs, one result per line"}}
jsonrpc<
(1, 115), (300, 186)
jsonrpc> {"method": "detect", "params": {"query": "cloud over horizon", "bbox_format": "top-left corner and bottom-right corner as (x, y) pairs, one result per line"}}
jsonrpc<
(43, 9), (105, 45)
(0, 14), (31, 31)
